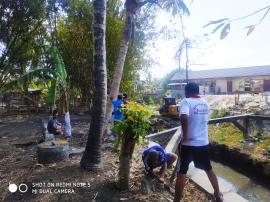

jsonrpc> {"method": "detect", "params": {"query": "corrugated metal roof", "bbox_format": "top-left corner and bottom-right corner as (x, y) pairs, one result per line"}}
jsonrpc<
(171, 65), (270, 81)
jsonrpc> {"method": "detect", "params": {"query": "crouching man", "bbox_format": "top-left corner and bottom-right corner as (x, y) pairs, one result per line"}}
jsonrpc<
(47, 109), (64, 136)
(142, 145), (177, 183)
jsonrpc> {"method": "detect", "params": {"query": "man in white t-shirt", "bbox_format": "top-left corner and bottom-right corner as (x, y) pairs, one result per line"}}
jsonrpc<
(174, 83), (223, 202)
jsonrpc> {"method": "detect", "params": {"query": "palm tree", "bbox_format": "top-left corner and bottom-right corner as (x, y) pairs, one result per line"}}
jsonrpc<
(80, 0), (107, 170)
(105, 0), (151, 123)
(105, 0), (190, 122)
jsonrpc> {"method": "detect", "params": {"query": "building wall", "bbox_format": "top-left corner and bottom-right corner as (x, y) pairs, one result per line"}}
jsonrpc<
(232, 76), (270, 92)
(216, 79), (227, 93)
(172, 75), (270, 94)
(192, 76), (270, 94)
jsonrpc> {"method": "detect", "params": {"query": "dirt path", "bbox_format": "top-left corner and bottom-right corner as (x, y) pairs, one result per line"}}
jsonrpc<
(0, 114), (211, 202)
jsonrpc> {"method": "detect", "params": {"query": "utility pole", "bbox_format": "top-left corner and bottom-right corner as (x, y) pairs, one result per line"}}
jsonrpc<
(180, 14), (189, 83)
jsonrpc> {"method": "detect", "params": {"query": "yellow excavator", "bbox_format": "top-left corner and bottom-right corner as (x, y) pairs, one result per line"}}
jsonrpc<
(159, 97), (180, 117)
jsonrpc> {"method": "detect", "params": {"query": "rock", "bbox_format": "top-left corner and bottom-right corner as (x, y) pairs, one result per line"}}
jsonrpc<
(69, 147), (85, 158)
(33, 163), (44, 169)
(16, 157), (22, 161)
(141, 174), (156, 194)
(105, 170), (114, 178)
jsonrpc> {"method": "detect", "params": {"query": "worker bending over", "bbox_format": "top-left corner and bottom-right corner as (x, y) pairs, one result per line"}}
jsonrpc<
(142, 145), (177, 183)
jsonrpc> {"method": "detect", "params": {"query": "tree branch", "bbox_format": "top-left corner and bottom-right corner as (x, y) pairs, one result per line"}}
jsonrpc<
(258, 7), (270, 24)
(231, 5), (270, 22)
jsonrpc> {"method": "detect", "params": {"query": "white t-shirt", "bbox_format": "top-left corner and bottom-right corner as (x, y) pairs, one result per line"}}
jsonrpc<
(179, 97), (209, 146)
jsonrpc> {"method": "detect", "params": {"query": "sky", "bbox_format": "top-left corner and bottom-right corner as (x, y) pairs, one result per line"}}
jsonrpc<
(148, 0), (270, 78)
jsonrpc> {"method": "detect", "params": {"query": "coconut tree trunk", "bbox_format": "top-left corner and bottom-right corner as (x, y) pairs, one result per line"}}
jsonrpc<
(80, 0), (107, 170)
(118, 128), (137, 190)
(105, 37), (129, 122)
(105, 0), (149, 123)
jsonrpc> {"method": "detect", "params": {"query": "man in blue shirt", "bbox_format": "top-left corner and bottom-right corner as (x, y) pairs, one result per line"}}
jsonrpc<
(112, 94), (125, 121)
(112, 94), (125, 137)
(142, 145), (177, 183)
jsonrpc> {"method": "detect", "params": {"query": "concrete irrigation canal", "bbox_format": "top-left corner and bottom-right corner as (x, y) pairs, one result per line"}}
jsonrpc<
(145, 115), (270, 202)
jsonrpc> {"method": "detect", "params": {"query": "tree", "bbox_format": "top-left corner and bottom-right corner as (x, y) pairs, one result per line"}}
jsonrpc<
(105, 0), (190, 125)
(55, 0), (95, 105)
(0, 47), (68, 115)
(0, 0), (46, 87)
(113, 102), (153, 189)
(105, 0), (146, 122)
(80, 0), (107, 170)
(204, 5), (270, 39)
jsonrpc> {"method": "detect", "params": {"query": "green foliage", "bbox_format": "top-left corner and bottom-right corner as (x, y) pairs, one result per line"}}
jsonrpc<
(209, 123), (270, 161)
(0, 47), (67, 107)
(164, 90), (171, 97)
(161, 68), (183, 94)
(44, 80), (57, 105)
(56, 0), (94, 102)
(220, 23), (231, 40)
(0, 0), (168, 108)
(210, 109), (230, 119)
(53, 47), (67, 82)
(209, 123), (243, 148)
(162, 0), (190, 16)
(113, 102), (154, 148)
(247, 106), (259, 114)
(148, 96), (155, 105)
(56, 0), (147, 102)
(0, 0), (46, 85)
(0, 68), (51, 93)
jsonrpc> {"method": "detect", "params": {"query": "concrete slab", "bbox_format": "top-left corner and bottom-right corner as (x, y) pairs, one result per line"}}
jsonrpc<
(146, 126), (180, 141)
(189, 167), (231, 193)
(165, 127), (181, 154)
(148, 141), (159, 147)
(223, 192), (249, 202)
(146, 126), (249, 202)
(188, 165), (248, 202)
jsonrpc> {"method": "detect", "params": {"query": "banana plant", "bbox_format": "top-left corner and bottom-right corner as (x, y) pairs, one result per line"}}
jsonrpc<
(0, 46), (72, 138)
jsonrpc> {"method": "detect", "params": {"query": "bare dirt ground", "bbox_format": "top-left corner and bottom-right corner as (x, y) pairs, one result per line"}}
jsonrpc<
(0, 114), (211, 202)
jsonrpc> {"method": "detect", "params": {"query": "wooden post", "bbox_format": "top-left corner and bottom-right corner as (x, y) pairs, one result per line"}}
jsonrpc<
(232, 121), (247, 136)
(243, 117), (249, 139)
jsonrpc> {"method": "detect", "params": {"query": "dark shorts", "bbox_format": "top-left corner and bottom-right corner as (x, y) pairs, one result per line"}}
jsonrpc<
(178, 144), (212, 174)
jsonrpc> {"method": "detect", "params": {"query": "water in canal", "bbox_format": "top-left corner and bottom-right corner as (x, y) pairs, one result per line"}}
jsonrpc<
(212, 161), (270, 202)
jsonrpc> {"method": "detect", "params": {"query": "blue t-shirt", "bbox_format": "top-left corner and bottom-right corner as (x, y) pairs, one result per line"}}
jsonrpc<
(112, 99), (124, 121)
(142, 145), (169, 169)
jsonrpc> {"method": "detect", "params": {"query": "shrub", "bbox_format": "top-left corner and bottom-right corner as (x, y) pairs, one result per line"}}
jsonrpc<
(112, 102), (153, 189)
(210, 109), (230, 119)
